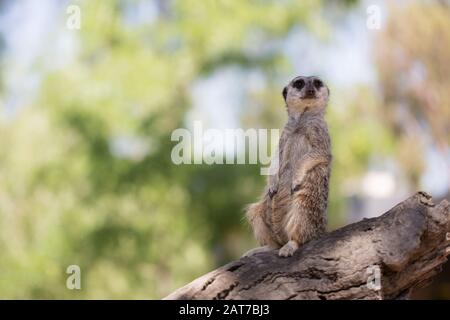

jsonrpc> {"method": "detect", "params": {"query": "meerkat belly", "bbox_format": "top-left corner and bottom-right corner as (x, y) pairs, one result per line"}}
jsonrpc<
(294, 163), (330, 233)
(270, 138), (307, 242)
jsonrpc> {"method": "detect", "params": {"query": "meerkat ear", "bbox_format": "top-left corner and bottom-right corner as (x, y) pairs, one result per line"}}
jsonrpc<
(282, 87), (287, 101)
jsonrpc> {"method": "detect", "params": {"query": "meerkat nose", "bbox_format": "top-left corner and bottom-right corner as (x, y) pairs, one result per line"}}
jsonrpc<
(305, 88), (315, 96)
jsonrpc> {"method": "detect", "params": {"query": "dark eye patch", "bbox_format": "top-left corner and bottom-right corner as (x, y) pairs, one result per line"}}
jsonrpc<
(313, 79), (323, 89)
(282, 87), (287, 100)
(292, 79), (305, 90)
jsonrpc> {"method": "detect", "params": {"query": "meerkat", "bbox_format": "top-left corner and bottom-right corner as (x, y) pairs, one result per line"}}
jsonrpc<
(244, 75), (332, 258)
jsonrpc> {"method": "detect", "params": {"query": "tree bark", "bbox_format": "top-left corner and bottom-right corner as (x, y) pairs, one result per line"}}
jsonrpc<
(165, 192), (450, 300)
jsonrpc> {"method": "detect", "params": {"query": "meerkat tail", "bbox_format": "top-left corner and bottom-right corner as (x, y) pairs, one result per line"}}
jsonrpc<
(245, 201), (279, 247)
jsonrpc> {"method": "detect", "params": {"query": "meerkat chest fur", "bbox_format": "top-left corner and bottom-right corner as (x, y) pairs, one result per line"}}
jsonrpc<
(278, 114), (330, 187)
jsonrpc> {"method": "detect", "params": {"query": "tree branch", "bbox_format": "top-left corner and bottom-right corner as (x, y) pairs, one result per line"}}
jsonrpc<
(164, 192), (450, 300)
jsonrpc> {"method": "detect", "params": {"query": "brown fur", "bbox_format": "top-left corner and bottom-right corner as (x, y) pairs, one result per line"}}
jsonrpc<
(245, 76), (332, 257)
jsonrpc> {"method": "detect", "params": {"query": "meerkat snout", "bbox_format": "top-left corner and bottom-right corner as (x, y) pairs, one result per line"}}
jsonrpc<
(304, 87), (315, 98)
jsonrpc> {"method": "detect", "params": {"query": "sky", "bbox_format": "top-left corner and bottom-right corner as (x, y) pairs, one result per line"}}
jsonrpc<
(0, 0), (75, 117)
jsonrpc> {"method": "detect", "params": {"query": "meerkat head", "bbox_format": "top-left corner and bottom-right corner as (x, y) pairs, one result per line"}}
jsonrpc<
(282, 76), (329, 115)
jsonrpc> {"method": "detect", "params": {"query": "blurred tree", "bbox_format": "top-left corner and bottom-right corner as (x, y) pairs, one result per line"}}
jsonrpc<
(374, 2), (450, 186)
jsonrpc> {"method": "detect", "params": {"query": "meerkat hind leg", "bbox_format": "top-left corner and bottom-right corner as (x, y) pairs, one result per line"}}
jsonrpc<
(278, 240), (299, 257)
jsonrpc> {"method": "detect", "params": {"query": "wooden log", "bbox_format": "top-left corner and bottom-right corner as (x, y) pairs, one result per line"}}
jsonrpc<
(165, 192), (450, 300)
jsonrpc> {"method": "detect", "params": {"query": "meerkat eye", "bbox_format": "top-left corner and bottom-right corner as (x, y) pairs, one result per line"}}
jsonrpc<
(313, 79), (323, 89)
(282, 87), (288, 100)
(292, 79), (305, 90)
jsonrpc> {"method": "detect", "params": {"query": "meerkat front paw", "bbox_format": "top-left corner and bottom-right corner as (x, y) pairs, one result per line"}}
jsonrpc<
(268, 186), (278, 199)
(278, 240), (299, 257)
(291, 175), (305, 195)
(291, 181), (304, 195)
(268, 176), (279, 199)
(290, 184), (302, 195)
